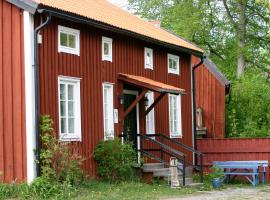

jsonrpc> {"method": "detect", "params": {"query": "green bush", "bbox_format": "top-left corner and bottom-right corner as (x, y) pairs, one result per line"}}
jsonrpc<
(39, 115), (84, 186)
(94, 139), (138, 182)
(226, 70), (270, 138)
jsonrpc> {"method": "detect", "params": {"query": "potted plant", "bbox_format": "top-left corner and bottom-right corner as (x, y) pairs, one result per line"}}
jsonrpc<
(210, 165), (224, 188)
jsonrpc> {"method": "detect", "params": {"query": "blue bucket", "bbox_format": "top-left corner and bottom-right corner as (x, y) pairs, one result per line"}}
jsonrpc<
(212, 178), (222, 188)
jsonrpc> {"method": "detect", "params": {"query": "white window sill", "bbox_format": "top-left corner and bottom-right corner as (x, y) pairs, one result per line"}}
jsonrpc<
(168, 70), (179, 75)
(170, 135), (182, 139)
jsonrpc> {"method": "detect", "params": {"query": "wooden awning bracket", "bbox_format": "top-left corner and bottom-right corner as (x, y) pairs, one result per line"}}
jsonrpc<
(145, 92), (166, 116)
(123, 89), (148, 119)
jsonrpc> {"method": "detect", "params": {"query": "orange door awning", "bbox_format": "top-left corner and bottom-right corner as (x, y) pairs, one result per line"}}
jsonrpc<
(118, 73), (186, 95)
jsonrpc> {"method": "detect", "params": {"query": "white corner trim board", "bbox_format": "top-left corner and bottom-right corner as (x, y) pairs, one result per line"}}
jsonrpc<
(24, 11), (36, 184)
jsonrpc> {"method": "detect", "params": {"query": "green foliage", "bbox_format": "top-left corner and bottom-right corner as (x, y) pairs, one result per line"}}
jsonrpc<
(209, 165), (225, 180)
(39, 115), (84, 185)
(94, 139), (138, 182)
(226, 71), (270, 137)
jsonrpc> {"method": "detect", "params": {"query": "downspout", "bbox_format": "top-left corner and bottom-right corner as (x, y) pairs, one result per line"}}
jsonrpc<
(191, 56), (205, 166)
(34, 12), (51, 177)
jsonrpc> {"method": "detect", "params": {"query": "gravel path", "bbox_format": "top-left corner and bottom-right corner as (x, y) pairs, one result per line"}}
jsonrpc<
(165, 186), (270, 200)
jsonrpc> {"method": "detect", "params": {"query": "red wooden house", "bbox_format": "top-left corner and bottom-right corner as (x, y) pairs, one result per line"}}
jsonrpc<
(0, 0), (205, 183)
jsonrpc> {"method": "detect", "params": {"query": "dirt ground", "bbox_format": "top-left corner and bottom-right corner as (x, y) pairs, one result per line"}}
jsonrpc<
(165, 185), (270, 200)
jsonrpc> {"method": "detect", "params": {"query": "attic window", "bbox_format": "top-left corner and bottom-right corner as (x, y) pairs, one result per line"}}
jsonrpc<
(168, 54), (180, 75)
(58, 25), (80, 55)
(144, 47), (153, 69)
(102, 36), (113, 62)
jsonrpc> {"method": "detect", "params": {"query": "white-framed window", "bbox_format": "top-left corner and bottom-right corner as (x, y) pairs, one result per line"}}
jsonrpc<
(103, 83), (114, 140)
(168, 94), (182, 138)
(58, 76), (82, 141)
(168, 54), (180, 75)
(145, 91), (155, 137)
(144, 47), (153, 69)
(58, 25), (80, 55)
(102, 36), (113, 62)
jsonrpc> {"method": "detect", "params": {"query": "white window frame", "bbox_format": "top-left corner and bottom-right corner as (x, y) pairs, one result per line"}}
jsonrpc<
(102, 36), (113, 62)
(102, 83), (114, 140)
(144, 47), (153, 69)
(168, 94), (182, 138)
(145, 91), (155, 137)
(58, 25), (80, 56)
(58, 76), (82, 141)
(168, 53), (180, 75)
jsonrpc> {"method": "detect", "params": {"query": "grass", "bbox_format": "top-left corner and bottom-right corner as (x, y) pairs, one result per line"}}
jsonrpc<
(76, 181), (203, 200)
(0, 180), (204, 200)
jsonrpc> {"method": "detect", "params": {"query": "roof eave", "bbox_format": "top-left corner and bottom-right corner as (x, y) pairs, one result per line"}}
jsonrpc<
(37, 5), (204, 57)
(6, 0), (38, 14)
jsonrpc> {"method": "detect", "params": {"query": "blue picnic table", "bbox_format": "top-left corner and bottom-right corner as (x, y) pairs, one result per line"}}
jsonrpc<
(213, 160), (268, 187)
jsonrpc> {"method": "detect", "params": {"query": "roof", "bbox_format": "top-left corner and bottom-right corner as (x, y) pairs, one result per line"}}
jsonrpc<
(31, 0), (204, 54)
(203, 59), (230, 87)
(118, 73), (185, 95)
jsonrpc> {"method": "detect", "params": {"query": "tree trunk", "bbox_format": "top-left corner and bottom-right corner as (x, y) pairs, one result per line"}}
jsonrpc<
(236, 0), (247, 78)
(237, 40), (246, 78)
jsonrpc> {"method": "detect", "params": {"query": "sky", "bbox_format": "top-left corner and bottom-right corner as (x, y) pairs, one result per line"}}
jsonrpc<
(108, 0), (129, 10)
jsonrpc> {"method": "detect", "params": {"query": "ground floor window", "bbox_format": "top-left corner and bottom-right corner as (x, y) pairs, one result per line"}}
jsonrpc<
(169, 94), (182, 138)
(145, 91), (155, 136)
(58, 76), (82, 141)
(103, 83), (114, 140)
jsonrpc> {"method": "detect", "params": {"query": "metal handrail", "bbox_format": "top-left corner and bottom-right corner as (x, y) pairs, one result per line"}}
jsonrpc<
(158, 133), (204, 182)
(159, 134), (202, 155)
(119, 133), (203, 183)
(137, 134), (186, 186)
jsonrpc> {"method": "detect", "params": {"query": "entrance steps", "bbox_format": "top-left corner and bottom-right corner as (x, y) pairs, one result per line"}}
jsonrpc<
(142, 163), (197, 186)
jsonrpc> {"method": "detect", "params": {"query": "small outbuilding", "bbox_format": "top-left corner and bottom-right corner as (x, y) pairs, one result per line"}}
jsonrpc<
(192, 56), (231, 139)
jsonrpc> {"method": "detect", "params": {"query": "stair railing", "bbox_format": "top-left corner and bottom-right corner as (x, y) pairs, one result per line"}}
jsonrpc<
(158, 133), (204, 182)
(137, 134), (187, 186)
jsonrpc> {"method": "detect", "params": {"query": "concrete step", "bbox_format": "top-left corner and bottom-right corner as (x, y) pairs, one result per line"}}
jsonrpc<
(178, 165), (193, 176)
(142, 163), (164, 172)
(185, 182), (204, 187)
(152, 168), (169, 177)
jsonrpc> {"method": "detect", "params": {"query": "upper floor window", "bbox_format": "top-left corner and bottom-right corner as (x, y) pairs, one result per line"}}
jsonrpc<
(58, 76), (82, 141)
(103, 83), (114, 140)
(168, 94), (182, 138)
(102, 36), (113, 62)
(58, 26), (80, 55)
(144, 47), (153, 69)
(168, 54), (180, 75)
(145, 91), (155, 137)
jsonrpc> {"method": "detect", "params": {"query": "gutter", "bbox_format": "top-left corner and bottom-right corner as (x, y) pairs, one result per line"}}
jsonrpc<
(191, 56), (205, 166)
(34, 12), (51, 177)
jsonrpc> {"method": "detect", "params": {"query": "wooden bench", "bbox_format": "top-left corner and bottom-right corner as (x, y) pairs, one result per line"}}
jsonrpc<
(213, 161), (268, 187)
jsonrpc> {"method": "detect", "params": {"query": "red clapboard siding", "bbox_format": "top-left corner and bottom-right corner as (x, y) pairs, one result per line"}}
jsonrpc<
(0, 0), (26, 183)
(197, 138), (270, 180)
(38, 18), (194, 178)
(192, 56), (226, 138)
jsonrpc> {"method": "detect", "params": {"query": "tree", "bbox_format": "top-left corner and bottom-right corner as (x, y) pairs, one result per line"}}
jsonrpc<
(128, 0), (270, 79)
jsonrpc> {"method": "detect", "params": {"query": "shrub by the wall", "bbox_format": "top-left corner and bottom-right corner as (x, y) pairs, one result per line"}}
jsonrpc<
(39, 115), (85, 186)
(94, 139), (138, 182)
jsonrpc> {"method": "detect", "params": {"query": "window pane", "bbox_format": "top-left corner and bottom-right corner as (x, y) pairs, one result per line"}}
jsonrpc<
(68, 85), (74, 100)
(60, 101), (66, 116)
(146, 53), (151, 65)
(60, 32), (68, 47)
(60, 84), (66, 100)
(68, 34), (76, 48)
(173, 60), (177, 69)
(104, 42), (109, 55)
(61, 118), (67, 133)
(68, 101), (74, 117)
(169, 59), (173, 69)
(68, 118), (75, 133)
